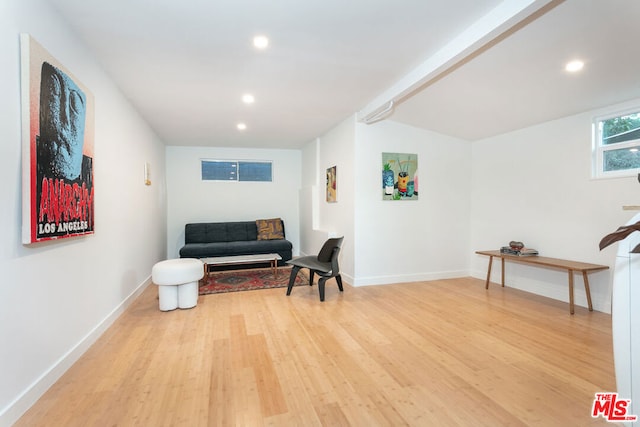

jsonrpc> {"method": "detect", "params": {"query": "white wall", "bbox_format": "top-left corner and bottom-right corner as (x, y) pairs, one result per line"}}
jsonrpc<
(165, 146), (301, 259)
(298, 117), (473, 287)
(470, 104), (640, 313)
(353, 120), (472, 285)
(0, 1), (167, 424)
(298, 138), (326, 256)
(297, 116), (357, 281)
(317, 117), (356, 280)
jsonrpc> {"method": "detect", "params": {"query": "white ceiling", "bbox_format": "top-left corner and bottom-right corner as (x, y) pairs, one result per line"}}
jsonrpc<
(49, 0), (640, 149)
(392, 0), (640, 140)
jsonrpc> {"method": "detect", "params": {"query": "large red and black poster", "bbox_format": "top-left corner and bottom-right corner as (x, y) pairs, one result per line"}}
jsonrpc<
(20, 34), (95, 244)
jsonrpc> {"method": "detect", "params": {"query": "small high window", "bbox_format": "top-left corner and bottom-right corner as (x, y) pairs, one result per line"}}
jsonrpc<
(594, 111), (640, 178)
(201, 160), (272, 182)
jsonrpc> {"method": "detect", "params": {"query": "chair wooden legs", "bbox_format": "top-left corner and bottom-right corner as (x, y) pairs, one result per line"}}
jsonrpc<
(286, 266), (301, 296)
(318, 275), (343, 302)
(288, 269), (344, 302)
(318, 278), (327, 301)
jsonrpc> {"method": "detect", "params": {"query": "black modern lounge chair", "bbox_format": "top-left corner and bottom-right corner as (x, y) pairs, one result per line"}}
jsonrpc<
(286, 236), (344, 301)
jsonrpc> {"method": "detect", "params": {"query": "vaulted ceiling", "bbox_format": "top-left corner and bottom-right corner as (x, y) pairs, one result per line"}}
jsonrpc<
(50, 0), (640, 149)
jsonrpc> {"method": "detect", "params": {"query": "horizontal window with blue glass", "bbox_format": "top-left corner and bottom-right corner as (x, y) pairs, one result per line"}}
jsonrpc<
(201, 160), (272, 182)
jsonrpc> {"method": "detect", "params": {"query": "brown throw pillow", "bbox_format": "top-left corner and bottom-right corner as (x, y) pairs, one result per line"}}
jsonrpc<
(256, 218), (284, 240)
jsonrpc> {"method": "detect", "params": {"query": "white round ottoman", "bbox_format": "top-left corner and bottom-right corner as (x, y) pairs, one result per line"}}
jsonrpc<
(152, 258), (204, 311)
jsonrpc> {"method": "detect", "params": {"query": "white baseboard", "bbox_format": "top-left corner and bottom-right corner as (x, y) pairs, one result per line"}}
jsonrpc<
(350, 270), (468, 287)
(0, 276), (152, 427)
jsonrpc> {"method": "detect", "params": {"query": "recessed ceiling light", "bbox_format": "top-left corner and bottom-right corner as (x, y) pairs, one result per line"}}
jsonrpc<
(253, 35), (269, 49)
(237, 123), (247, 131)
(565, 60), (584, 73)
(242, 94), (255, 104)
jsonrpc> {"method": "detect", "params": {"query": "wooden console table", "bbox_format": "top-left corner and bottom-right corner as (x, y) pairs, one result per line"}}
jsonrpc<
(476, 250), (609, 314)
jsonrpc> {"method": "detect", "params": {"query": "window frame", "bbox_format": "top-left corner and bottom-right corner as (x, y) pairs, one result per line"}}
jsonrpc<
(593, 108), (640, 179)
(200, 159), (273, 182)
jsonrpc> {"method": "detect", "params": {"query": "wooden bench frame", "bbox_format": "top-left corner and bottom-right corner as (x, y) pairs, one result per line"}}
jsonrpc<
(476, 250), (609, 314)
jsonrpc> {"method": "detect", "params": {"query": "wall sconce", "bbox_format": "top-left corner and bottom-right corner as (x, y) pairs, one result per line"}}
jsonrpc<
(144, 162), (151, 186)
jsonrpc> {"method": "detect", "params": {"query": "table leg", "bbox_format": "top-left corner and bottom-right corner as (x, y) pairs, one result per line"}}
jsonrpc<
(272, 259), (278, 279)
(485, 256), (493, 289)
(568, 271), (575, 315)
(582, 271), (594, 311)
(501, 257), (505, 287)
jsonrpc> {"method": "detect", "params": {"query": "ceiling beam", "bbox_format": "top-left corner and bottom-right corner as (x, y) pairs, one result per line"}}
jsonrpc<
(357, 0), (563, 124)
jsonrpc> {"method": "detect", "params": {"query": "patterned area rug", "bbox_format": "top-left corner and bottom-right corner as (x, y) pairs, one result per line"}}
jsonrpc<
(199, 266), (308, 295)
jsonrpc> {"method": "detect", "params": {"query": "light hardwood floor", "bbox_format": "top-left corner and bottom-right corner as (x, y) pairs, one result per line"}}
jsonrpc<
(16, 276), (618, 426)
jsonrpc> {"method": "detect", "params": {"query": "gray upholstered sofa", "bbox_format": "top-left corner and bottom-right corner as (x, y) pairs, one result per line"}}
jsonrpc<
(178, 219), (292, 265)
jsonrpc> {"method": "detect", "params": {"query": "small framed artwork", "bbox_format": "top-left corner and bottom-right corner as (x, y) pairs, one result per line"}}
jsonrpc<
(326, 165), (337, 203)
(382, 153), (418, 201)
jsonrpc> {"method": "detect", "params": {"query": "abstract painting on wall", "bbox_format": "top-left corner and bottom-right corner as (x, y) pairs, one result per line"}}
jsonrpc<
(326, 165), (337, 203)
(382, 152), (418, 201)
(20, 34), (95, 244)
